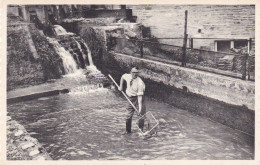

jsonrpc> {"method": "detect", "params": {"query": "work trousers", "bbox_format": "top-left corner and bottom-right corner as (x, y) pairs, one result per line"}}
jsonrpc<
(125, 96), (146, 133)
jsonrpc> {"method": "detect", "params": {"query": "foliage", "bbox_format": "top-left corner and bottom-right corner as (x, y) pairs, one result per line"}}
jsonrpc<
(7, 23), (64, 90)
(29, 24), (65, 79)
(7, 24), (44, 90)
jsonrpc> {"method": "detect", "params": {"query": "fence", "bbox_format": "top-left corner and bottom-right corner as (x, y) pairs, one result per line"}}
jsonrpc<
(108, 37), (255, 81)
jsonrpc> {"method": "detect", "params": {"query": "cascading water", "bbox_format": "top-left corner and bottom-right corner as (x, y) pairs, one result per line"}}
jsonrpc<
(47, 24), (106, 93)
(74, 39), (87, 61)
(53, 25), (74, 36)
(47, 37), (78, 74)
(83, 42), (94, 66)
(52, 24), (94, 68)
(73, 39), (94, 66)
(72, 38), (101, 77)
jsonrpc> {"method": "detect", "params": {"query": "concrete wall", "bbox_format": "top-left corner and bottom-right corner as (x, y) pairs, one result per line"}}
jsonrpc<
(128, 5), (255, 50)
(104, 52), (255, 135)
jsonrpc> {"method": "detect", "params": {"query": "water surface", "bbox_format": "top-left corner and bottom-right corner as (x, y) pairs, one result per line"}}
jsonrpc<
(7, 86), (254, 160)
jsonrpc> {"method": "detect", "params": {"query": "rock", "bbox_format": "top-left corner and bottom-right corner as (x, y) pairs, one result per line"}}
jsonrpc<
(14, 130), (24, 137)
(29, 149), (40, 157)
(21, 142), (35, 150)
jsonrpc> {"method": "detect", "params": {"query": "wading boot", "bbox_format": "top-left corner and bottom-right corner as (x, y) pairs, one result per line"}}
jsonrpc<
(122, 119), (132, 135)
(138, 119), (144, 132)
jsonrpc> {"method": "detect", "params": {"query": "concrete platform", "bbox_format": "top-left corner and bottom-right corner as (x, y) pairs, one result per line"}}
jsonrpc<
(7, 78), (79, 104)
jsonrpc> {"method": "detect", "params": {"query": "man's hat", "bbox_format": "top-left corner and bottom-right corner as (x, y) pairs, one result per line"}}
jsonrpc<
(131, 67), (139, 73)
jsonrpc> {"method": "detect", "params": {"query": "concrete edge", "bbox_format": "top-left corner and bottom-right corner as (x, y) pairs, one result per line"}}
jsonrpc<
(7, 89), (69, 104)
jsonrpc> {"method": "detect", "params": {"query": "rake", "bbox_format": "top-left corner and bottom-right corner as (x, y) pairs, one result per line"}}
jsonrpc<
(108, 74), (159, 136)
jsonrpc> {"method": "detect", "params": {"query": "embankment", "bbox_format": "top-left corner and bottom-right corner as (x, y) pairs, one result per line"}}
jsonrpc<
(7, 16), (64, 91)
(7, 116), (52, 160)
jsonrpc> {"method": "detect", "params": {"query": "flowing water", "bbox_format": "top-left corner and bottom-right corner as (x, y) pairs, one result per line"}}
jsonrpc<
(53, 25), (74, 36)
(47, 37), (78, 74)
(82, 41), (94, 66)
(73, 39), (94, 66)
(74, 39), (87, 61)
(7, 84), (254, 160)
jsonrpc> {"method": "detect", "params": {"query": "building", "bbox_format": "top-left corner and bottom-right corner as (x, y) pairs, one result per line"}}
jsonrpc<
(128, 5), (255, 53)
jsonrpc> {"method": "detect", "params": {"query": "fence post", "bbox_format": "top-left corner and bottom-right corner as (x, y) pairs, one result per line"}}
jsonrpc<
(190, 38), (193, 49)
(242, 53), (248, 80)
(140, 26), (144, 58)
(248, 38), (252, 53)
(248, 56), (250, 80)
(247, 38), (252, 80)
(140, 38), (144, 58)
(182, 10), (188, 67)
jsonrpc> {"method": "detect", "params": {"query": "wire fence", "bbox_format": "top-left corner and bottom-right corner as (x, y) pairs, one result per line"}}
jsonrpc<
(108, 37), (255, 81)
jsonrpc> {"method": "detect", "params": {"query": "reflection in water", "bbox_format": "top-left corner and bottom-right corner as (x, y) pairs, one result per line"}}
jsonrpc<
(7, 88), (254, 160)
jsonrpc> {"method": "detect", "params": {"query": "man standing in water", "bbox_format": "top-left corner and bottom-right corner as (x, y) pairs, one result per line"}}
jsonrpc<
(118, 67), (146, 135)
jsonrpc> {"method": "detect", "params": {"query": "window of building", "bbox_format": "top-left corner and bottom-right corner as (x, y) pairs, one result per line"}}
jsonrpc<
(234, 40), (248, 49)
(215, 39), (248, 53)
(216, 41), (231, 52)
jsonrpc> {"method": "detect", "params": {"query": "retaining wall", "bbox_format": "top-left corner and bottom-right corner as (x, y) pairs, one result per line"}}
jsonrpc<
(104, 52), (255, 135)
(7, 117), (52, 160)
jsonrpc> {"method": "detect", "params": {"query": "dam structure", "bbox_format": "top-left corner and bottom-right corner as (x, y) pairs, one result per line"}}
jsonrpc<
(5, 4), (255, 160)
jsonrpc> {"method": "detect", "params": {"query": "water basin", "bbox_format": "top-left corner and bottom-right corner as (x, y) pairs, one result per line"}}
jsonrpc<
(7, 86), (254, 160)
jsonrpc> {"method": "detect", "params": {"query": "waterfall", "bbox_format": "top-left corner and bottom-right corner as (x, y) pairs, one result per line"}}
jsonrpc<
(73, 39), (94, 66)
(74, 39), (87, 61)
(53, 25), (74, 36)
(82, 41), (94, 66)
(47, 37), (78, 74)
(52, 24), (94, 67)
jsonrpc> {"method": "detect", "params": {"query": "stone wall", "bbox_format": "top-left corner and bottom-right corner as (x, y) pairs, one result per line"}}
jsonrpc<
(7, 116), (52, 160)
(128, 5), (255, 50)
(104, 52), (255, 135)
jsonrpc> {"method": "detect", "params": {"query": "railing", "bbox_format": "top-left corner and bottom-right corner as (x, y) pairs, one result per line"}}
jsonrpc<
(108, 37), (255, 81)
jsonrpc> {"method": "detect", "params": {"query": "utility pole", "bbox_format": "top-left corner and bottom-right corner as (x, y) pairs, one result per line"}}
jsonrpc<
(182, 10), (188, 67)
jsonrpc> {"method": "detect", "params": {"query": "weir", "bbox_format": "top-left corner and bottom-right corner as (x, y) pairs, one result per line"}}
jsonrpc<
(50, 25), (95, 74)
